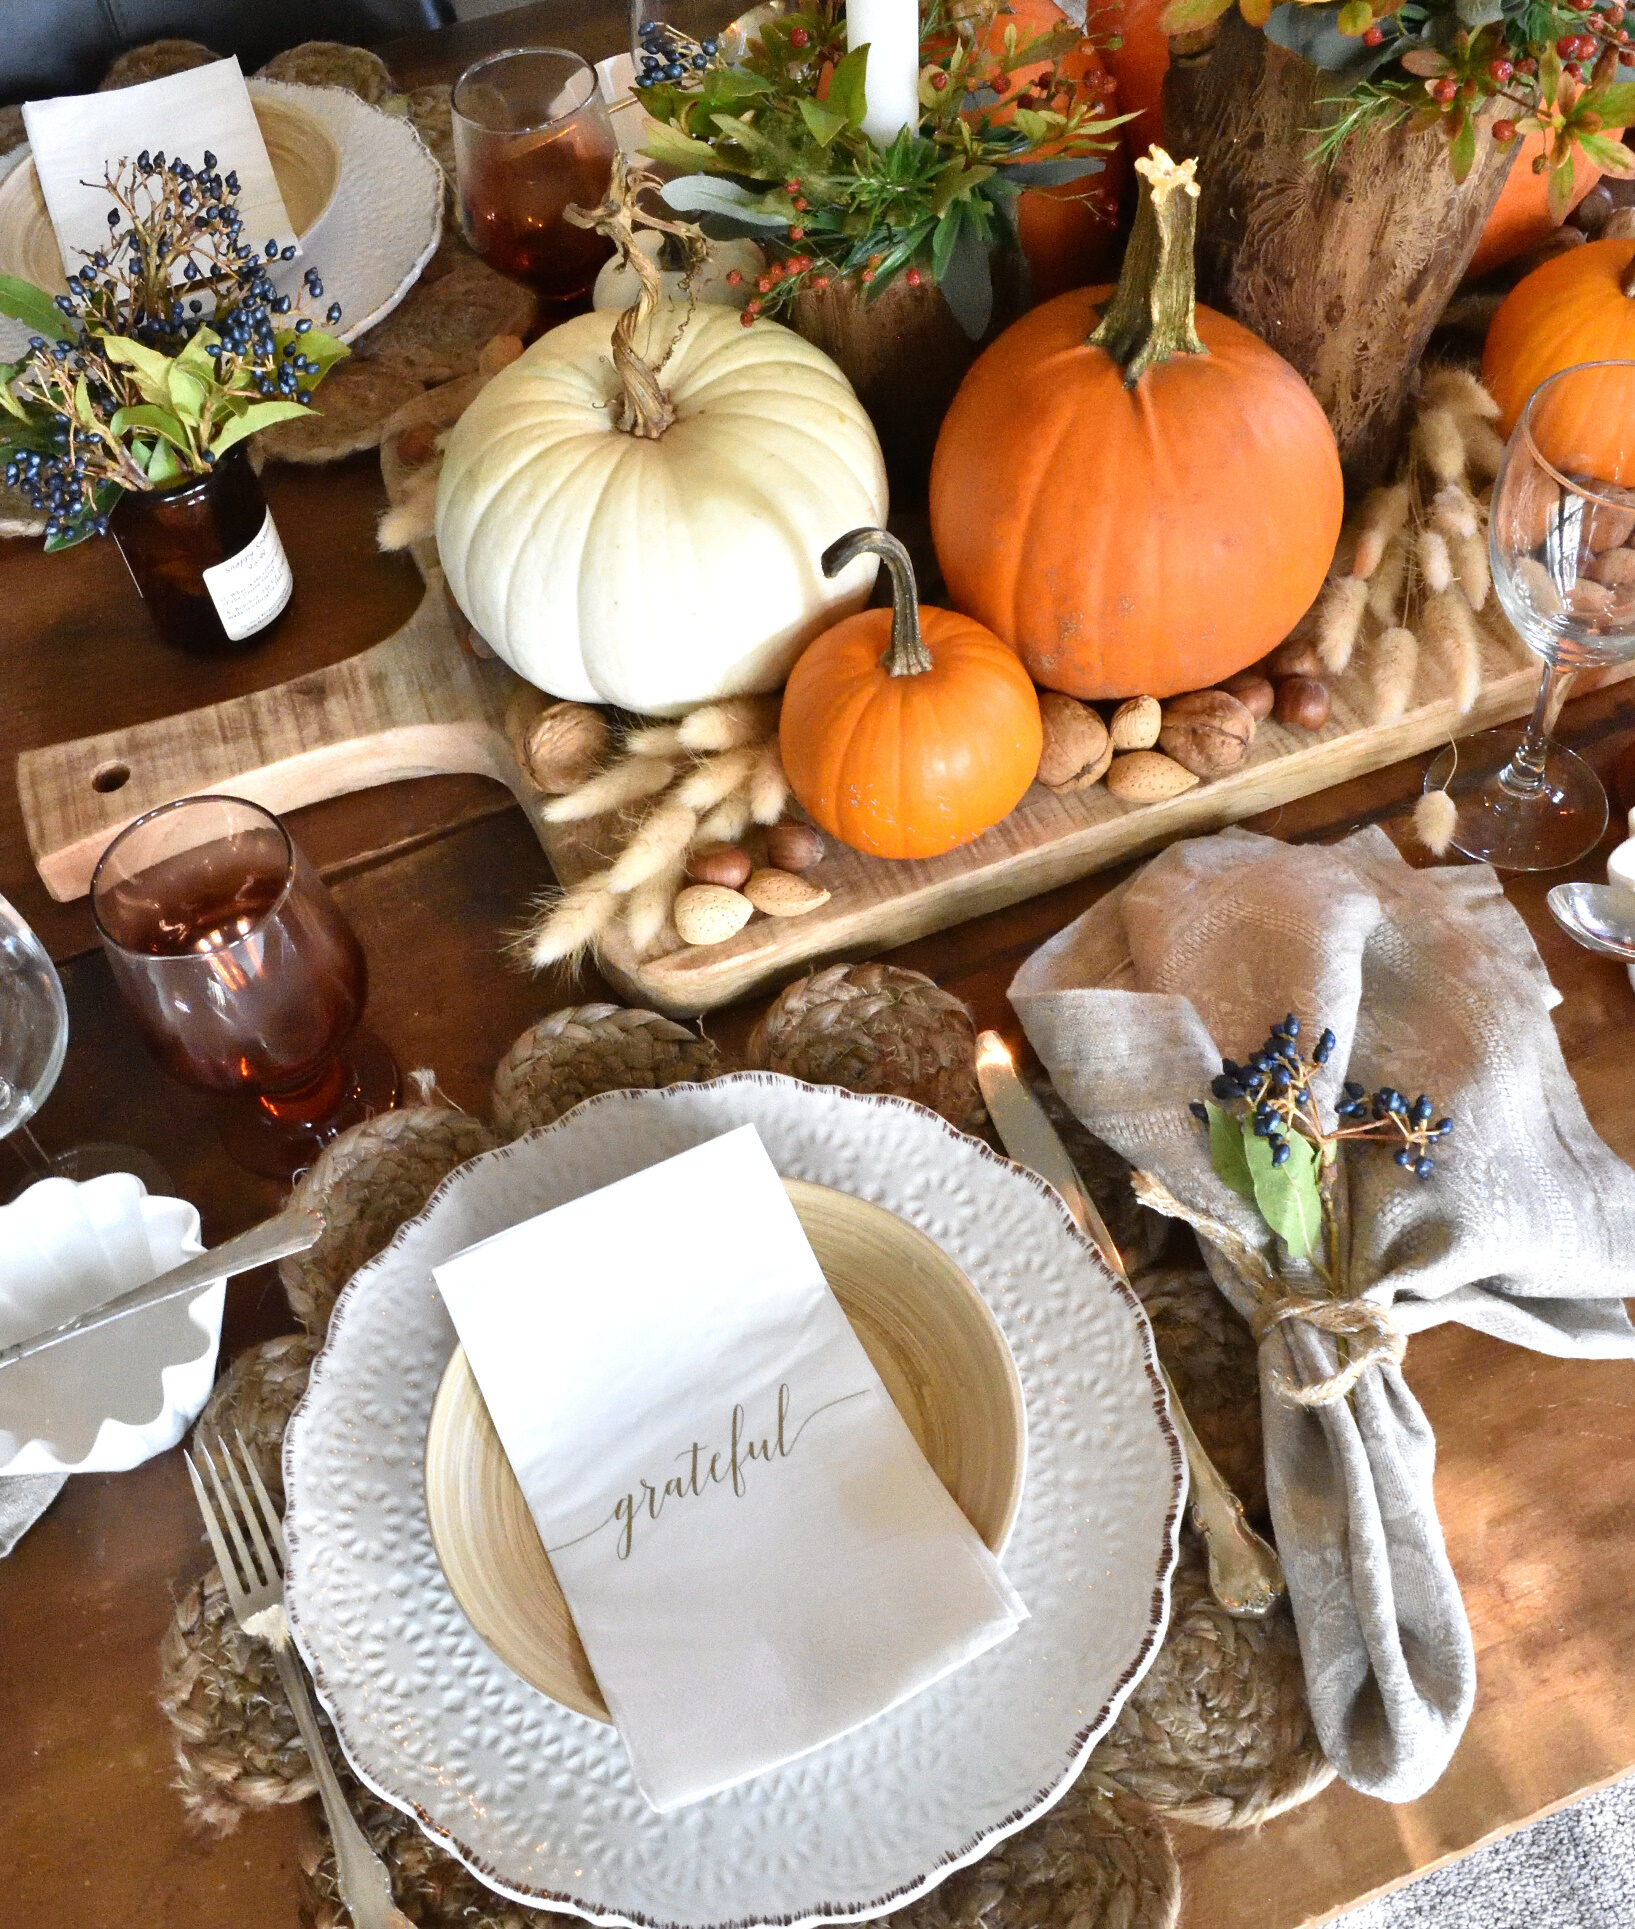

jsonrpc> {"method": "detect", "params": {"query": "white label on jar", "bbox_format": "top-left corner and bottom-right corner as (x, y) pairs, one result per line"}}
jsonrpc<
(202, 508), (294, 641)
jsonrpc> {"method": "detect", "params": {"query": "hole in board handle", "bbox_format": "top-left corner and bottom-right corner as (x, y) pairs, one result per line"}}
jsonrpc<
(91, 762), (131, 794)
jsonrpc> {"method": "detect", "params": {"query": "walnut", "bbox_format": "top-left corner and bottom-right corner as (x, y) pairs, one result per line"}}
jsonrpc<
(1158, 689), (1256, 779)
(1037, 693), (1113, 791)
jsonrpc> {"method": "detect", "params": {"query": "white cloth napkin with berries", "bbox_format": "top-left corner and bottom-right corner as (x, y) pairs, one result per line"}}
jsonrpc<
(1011, 825), (1635, 1804)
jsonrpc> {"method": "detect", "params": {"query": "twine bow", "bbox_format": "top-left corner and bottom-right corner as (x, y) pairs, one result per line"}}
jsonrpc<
(1132, 1170), (1405, 1409)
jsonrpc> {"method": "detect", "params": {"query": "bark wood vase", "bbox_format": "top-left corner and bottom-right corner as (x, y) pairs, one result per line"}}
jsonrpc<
(1162, 8), (1517, 490)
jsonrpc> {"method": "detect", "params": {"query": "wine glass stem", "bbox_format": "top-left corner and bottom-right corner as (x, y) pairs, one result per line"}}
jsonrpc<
(1498, 661), (1576, 799)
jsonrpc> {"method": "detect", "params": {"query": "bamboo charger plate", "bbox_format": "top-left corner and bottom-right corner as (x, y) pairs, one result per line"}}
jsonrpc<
(0, 97), (341, 295)
(424, 1177), (1027, 1723)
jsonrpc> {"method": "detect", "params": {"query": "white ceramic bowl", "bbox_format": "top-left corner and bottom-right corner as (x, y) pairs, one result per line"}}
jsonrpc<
(0, 1173), (225, 1475)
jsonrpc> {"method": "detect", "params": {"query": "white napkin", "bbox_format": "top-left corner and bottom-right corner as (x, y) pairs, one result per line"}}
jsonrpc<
(23, 58), (295, 280)
(434, 1123), (1025, 1812)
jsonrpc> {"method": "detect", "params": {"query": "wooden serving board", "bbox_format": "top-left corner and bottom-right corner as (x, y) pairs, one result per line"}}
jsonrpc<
(21, 582), (1633, 1016)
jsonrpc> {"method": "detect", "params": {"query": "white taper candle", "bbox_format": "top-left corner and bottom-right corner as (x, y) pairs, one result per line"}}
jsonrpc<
(845, 0), (922, 148)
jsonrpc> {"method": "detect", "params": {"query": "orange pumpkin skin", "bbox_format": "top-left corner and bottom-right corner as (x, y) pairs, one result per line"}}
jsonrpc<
(1466, 133), (1616, 280)
(1483, 239), (1635, 453)
(780, 607), (1044, 860)
(1104, 0), (1168, 152)
(928, 286), (1344, 700)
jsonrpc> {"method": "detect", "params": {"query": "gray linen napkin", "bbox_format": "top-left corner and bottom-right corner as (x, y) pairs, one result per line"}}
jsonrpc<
(1011, 826), (1635, 1802)
(0, 1474), (65, 1555)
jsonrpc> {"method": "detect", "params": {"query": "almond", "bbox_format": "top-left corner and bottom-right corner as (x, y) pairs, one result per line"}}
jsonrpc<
(1159, 689), (1256, 778)
(1109, 695), (1162, 751)
(1592, 547), (1635, 587)
(673, 884), (754, 946)
(686, 842), (753, 888)
(743, 868), (832, 917)
(764, 822), (826, 872)
(1037, 692), (1112, 789)
(1104, 750), (1201, 804)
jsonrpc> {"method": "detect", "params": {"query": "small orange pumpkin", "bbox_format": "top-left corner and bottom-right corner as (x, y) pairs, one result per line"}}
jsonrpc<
(929, 147), (1343, 701)
(780, 528), (1044, 860)
(1484, 238), (1635, 461)
(1466, 132), (1615, 280)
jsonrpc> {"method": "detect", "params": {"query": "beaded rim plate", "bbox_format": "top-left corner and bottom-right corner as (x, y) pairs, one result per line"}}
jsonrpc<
(284, 1076), (1184, 1929)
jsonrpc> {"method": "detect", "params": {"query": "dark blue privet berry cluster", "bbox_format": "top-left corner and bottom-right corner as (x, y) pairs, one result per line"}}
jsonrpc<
(1187, 1013), (1454, 1181)
(636, 17), (721, 84)
(0, 151), (345, 548)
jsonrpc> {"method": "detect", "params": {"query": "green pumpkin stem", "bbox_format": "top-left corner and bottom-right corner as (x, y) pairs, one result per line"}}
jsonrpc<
(821, 527), (932, 677)
(1089, 147), (1207, 388)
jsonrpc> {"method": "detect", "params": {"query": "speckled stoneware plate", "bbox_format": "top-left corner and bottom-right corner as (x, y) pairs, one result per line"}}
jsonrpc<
(0, 79), (441, 359)
(283, 1076), (1183, 1929)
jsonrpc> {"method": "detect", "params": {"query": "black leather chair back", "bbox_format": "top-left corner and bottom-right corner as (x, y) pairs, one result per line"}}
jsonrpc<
(5, 1), (454, 106)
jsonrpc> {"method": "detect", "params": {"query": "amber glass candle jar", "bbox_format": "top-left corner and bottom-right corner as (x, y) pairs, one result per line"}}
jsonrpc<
(111, 447), (293, 656)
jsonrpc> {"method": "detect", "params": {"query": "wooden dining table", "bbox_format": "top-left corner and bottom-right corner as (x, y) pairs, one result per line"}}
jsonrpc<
(3, 5), (1635, 1924)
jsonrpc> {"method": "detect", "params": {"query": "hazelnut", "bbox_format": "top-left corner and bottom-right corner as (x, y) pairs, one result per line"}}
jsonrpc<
(1217, 671), (1275, 721)
(395, 420), (439, 467)
(1264, 638), (1324, 680)
(686, 842), (753, 889)
(1037, 693), (1113, 790)
(1158, 689), (1256, 778)
(1274, 676), (1332, 731)
(764, 822), (825, 872)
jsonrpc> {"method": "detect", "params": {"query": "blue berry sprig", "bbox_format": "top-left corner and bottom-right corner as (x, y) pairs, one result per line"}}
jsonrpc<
(636, 19), (722, 87)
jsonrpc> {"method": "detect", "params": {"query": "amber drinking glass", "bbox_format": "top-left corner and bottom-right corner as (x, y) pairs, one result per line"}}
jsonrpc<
(91, 797), (398, 1179)
(111, 446), (292, 657)
(451, 47), (617, 307)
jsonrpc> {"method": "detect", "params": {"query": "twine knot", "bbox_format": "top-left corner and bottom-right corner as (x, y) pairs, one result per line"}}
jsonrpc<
(1250, 1294), (1405, 1408)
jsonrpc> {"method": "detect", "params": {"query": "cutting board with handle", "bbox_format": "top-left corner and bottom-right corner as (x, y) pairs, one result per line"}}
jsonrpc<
(20, 582), (1629, 1016)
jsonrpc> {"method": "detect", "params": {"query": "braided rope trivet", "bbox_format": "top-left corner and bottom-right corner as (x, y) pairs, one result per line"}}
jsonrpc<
(1135, 1269), (1266, 1525)
(746, 964), (987, 1134)
(280, 1104), (499, 1333)
(491, 1004), (726, 1138)
(192, 1330), (320, 1506)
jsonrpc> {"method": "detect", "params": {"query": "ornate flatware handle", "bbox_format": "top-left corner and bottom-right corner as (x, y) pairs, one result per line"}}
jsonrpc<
(1161, 1369), (1285, 1618)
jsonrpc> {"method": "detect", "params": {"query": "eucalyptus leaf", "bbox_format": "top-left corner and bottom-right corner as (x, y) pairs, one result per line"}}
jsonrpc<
(937, 212), (994, 340)
(209, 397), (311, 460)
(1000, 155), (1107, 186)
(0, 275), (74, 343)
(799, 96), (850, 145)
(930, 160), (996, 214)
(660, 175), (792, 229)
(1454, 0), (1504, 25)
(1264, 2), (1386, 79)
(827, 44), (870, 128)
(1243, 1129), (1323, 1264)
(1205, 1100), (1257, 1202)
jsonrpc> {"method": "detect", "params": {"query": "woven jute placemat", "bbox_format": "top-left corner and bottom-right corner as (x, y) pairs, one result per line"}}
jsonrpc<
(162, 979), (1330, 1928)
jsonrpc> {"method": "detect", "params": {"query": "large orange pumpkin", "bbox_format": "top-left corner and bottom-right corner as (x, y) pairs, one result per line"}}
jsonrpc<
(1466, 134), (1613, 279)
(1103, 0), (1168, 150)
(929, 147), (1344, 701)
(781, 527), (1044, 859)
(1483, 237), (1635, 450)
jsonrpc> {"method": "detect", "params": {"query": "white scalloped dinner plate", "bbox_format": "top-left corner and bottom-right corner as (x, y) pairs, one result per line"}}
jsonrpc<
(283, 1077), (1183, 1929)
(0, 79), (440, 359)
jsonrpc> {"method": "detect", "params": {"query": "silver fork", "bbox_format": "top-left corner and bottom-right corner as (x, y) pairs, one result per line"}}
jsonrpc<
(186, 1433), (413, 1929)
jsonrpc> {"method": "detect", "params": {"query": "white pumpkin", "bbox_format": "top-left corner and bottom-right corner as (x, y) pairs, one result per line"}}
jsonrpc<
(435, 301), (888, 715)
(593, 232), (764, 313)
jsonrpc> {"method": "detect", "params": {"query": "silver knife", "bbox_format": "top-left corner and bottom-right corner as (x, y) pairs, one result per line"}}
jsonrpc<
(975, 1031), (1285, 1618)
(0, 1206), (324, 1371)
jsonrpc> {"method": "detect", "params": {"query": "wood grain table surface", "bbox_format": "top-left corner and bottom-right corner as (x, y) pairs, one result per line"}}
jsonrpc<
(3, 7), (1635, 1925)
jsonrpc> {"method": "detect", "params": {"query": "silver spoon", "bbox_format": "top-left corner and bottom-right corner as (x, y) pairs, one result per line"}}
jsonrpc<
(1546, 881), (1635, 961)
(0, 1206), (323, 1370)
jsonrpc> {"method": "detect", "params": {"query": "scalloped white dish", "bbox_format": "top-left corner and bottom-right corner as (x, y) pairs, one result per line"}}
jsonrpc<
(0, 1172), (224, 1474)
(284, 1076), (1184, 1929)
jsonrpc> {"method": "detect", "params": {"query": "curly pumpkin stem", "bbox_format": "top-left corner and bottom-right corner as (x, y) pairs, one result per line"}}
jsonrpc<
(822, 526), (932, 677)
(1089, 146), (1207, 388)
(565, 155), (708, 439)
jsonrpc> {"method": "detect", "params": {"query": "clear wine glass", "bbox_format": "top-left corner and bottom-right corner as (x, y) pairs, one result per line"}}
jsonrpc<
(1424, 359), (1635, 870)
(0, 893), (172, 1198)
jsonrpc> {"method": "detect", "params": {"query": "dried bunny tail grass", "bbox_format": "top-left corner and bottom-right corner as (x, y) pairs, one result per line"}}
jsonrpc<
(1414, 787), (1459, 857)
(1420, 365), (1501, 421)
(1422, 589), (1483, 712)
(673, 744), (760, 812)
(1429, 483), (1480, 542)
(376, 476), (437, 551)
(1316, 575), (1368, 673)
(696, 793), (753, 844)
(542, 756), (675, 822)
(1480, 594), (1536, 664)
(1367, 534), (1409, 624)
(623, 856), (687, 958)
(515, 874), (618, 971)
(1418, 527), (1454, 594)
(1417, 406), (1467, 486)
(677, 695), (781, 752)
(1461, 415), (1508, 479)
(1351, 482), (1411, 579)
(1454, 529), (1491, 612)
(623, 722), (686, 758)
(749, 738), (791, 824)
(1514, 554), (1564, 618)
(604, 799), (697, 894)
(1365, 626), (1419, 724)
